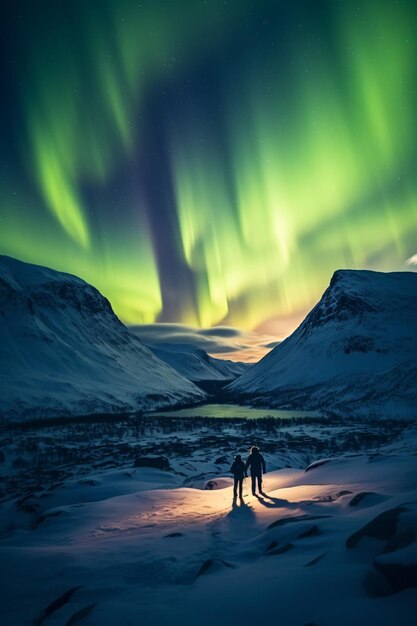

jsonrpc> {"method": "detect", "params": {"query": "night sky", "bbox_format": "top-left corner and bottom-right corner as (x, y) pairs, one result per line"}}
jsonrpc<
(1, 0), (416, 344)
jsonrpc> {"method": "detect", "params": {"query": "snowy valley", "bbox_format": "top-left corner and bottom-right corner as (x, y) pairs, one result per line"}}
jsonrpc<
(0, 257), (416, 625)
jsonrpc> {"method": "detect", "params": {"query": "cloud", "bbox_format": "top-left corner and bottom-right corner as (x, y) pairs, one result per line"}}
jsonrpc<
(198, 326), (242, 338)
(263, 340), (281, 349)
(128, 323), (280, 362)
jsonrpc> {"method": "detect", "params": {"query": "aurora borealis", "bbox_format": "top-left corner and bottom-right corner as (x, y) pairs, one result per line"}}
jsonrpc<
(1, 0), (416, 348)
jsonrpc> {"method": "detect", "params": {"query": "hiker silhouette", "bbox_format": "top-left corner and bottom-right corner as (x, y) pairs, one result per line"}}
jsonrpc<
(245, 445), (266, 495)
(230, 454), (246, 499)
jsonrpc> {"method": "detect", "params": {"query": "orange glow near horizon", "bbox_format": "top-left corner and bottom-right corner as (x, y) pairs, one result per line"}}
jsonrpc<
(207, 308), (309, 363)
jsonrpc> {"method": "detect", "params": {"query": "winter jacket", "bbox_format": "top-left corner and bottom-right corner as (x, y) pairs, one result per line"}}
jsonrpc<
(230, 459), (246, 479)
(245, 451), (266, 476)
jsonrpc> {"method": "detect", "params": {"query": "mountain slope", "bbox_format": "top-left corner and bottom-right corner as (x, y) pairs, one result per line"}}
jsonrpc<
(148, 342), (251, 383)
(228, 270), (417, 418)
(0, 256), (205, 421)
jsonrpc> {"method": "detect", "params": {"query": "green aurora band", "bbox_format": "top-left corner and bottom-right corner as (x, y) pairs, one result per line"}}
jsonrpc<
(1, 0), (416, 332)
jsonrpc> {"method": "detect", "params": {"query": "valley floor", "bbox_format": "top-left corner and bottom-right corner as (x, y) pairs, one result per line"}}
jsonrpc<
(0, 414), (416, 625)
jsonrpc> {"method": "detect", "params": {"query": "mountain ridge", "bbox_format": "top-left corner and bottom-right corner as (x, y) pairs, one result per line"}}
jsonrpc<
(145, 342), (250, 383)
(227, 269), (417, 418)
(0, 256), (205, 421)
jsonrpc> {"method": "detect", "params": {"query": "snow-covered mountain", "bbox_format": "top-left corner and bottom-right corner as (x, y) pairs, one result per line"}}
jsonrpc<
(147, 342), (251, 383)
(0, 256), (205, 421)
(228, 270), (417, 418)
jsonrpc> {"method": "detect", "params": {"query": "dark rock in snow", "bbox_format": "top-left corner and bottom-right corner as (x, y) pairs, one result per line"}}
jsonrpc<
(34, 510), (63, 528)
(373, 560), (417, 593)
(133, 456), (171, 471)
(65, 604), (96, 626)
(205, 480), (218, 490)
(348, 502), (417, 595)
(214, 456), (228, 465)
(344, 335), (375, 354)
(298, 525), (321, 538)
(304, 553), (326, 567)
(383, 527), (416, 553)
(267, 542), (294, 555)
(16, 494), (39, 514)
(196, 559), (214, 578)
(304, 459), (331, 472)
(268, 515), (330, 530)
(346, 506), (407, 549)
(195, 558), (235, 580)
(76, 479), (100, 487)
(363, 567), (393, 598)
(349, 492), (376, 507)
(33, 586), (82, 626)
(314, 489), (352, 502)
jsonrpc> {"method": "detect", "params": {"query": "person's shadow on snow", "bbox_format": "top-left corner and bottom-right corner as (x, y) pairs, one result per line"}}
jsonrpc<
(255, 491), (295, 509)
(230, 498), (255, 517)
(223, 499), (256, 537)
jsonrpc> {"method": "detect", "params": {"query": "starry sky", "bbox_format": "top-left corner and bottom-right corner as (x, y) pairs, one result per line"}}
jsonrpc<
(1, 0), (416, 355)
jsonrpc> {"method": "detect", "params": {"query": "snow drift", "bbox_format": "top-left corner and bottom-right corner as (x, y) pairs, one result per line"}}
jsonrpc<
(0, 256), (205, 421)
(2, 427), (417, 626)
(228, 270), (417, 417)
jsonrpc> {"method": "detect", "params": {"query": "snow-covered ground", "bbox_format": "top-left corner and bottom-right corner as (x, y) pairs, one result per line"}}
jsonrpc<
(1, 416), (416, 625)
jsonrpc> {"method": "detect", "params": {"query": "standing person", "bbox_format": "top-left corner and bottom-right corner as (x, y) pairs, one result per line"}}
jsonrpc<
(245, 446), (266, 495)
(230, 454), (246, 499)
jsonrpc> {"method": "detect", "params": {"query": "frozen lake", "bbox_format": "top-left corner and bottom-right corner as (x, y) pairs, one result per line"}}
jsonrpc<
(147, 403), (321, 419)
